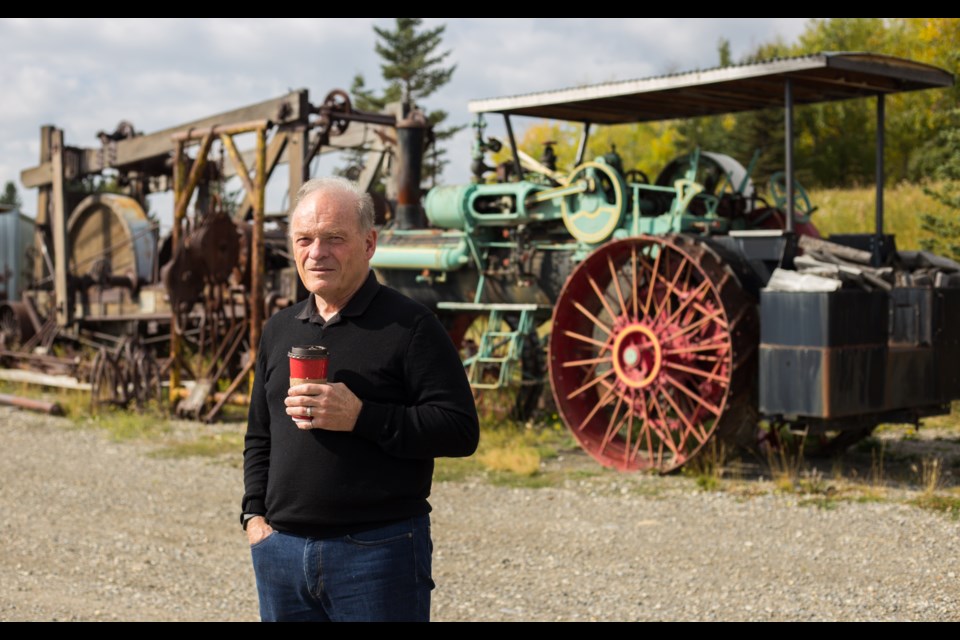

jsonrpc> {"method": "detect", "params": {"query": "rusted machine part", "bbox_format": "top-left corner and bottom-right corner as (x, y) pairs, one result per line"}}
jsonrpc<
(67, 193), (157, 291)
(316, 89), (353, 137)
(90, 348), (124, 410)
(233, 222), (253, 288)
(0, 301), (35, 349)
(161, 213), (241, 312)
(395, 109), (428, 229)
(161, 243), (205, 314)
(0, 349), (80, 377)
(0, 393), (63, 416)
(189, 212), (241, 284)
(549, 234), (759, 473)
(124, 340), (163, 409)
(89, 340), (163, 412)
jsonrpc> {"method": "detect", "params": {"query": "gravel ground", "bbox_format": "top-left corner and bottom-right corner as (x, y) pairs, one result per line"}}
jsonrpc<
(1, 405), (958, 622)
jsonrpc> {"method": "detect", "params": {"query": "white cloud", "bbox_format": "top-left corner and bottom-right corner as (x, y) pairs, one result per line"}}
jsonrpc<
(1, 17), (818, 211)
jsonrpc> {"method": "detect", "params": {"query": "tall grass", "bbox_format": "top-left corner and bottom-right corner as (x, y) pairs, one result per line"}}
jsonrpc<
(808, 182), (953, 251)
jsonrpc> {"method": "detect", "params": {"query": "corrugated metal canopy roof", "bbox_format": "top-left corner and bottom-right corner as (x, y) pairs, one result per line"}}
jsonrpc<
(468, 53), (954, 124)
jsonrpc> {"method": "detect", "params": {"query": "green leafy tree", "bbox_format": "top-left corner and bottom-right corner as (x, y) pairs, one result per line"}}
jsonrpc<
(0, 181), (22, 209)
(919, 127), (960, 261)
(916, 32), (960, 261)
(674, 20), (960, 190)
(350, 18), (463, 186)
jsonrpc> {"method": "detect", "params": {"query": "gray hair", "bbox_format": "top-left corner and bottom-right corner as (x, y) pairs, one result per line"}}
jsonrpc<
(292, 176), (375, 233)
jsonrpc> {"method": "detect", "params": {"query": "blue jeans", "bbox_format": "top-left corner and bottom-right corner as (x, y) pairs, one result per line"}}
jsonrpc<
(250, 515), (434, 622)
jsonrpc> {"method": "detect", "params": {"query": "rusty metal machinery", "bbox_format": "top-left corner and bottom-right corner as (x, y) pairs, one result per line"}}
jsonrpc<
(371, 52), (960, 473)
(6, 52), (960, 480)
(6, 87), (429, 421)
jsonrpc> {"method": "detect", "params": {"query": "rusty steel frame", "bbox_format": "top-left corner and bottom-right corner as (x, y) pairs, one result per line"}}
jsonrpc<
(168, 120), (268, 414)
(13, 84), (423, 421)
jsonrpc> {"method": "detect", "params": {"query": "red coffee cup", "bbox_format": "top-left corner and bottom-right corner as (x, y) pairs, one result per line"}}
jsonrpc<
(289, 345), (328, 422)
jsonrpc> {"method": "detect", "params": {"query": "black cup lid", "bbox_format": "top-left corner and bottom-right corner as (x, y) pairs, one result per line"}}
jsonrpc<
(288, 345), (328, 359)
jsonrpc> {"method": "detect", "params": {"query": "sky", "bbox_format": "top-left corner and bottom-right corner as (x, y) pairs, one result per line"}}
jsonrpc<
(0, 18), (813, 224)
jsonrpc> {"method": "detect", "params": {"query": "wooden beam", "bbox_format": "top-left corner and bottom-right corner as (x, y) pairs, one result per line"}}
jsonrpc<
(50, 129), (70, 326)
(22, 90), (311, 188)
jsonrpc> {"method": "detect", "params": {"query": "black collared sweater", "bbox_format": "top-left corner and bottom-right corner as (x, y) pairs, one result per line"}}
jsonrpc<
(241, 271), (479, 538)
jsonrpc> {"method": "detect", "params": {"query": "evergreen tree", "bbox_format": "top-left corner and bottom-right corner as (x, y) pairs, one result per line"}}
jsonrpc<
(0, 181), (22, 209)
(918, 50), (960, 262)
(351, 18), (463, 185)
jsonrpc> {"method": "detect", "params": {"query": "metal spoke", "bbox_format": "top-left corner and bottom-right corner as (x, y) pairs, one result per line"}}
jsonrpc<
(661, 384), (709, 449)
(664, 340), (729, 355)
(663, 372), (723, 416)
(650, 392), (681, 462)
(565, 367), (616, 401)
(662, 307), (724, 344)
(588, 274), (618, 323)
(623, 390), (635, 465)
(642, 247), (661, 318)
(663, 360), (730, 384)
(630, 394), (655, 465)
(661, 278), (711, 328)
(563, 355), (612, 368)
(598, 393), (627, 455)
(653, 254), (691, 324)
(608, 255), (628, 318)
(564, 329), (612, 351)
(573, 301), (612, 337)
(574, 379), (619, 432)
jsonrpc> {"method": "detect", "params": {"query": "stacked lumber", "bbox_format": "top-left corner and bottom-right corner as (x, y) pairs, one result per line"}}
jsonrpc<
(765, 236), (960, 293)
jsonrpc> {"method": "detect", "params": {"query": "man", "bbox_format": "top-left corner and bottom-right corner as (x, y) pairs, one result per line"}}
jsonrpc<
(241, 176), (479, 622)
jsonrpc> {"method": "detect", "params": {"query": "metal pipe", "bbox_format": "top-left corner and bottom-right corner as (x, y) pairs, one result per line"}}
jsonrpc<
(0, 393), (63, 416)
(318, 110), (396, 127)
(784, 79), (795, 234)
(504, 115), (522, 180)
(875, 93), (885, 265)
(576, 122), (592, 167)
(396, 110), (427, 229)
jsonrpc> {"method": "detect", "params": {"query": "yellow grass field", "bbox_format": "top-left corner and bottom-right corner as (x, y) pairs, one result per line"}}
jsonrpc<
(808, 182), (952, 251)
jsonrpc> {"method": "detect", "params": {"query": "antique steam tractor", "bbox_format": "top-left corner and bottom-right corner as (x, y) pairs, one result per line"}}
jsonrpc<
(371, 52), (960, 472)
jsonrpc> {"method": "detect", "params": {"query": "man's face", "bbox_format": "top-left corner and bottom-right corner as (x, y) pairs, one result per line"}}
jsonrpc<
(290, 189), (377, 309)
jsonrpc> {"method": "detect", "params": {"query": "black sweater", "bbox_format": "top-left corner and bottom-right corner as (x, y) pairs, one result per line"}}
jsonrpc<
(241, 271), (479, 537)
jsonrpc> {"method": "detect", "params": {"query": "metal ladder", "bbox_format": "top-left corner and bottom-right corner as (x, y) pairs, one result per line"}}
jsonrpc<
(437, 302), (542, 390)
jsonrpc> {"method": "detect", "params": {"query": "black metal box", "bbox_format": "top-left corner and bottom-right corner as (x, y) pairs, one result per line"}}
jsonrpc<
(759, 290), (888, 418)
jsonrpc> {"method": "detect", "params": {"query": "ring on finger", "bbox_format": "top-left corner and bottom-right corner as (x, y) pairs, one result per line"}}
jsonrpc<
(306, 406), (312, 418)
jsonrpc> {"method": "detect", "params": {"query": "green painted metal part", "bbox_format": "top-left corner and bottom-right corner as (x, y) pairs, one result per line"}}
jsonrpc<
(370, 230), (471, 271)
(424, 181), (561, 230)
(437, 301), (540, 390)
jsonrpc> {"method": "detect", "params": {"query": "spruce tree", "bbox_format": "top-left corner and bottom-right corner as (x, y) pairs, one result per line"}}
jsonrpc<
(351, 18), (463, 185)
(0, 181), (22, 209)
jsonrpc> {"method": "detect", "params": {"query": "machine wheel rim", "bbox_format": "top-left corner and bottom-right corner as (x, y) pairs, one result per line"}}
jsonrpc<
(549, 235), (752, 473)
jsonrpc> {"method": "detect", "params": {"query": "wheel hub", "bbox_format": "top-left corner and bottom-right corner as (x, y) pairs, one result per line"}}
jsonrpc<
(612, 323), (661, 389)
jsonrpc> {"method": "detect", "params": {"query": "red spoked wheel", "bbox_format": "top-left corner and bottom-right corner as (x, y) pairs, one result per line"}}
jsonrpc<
(549, 235), (759, 473)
